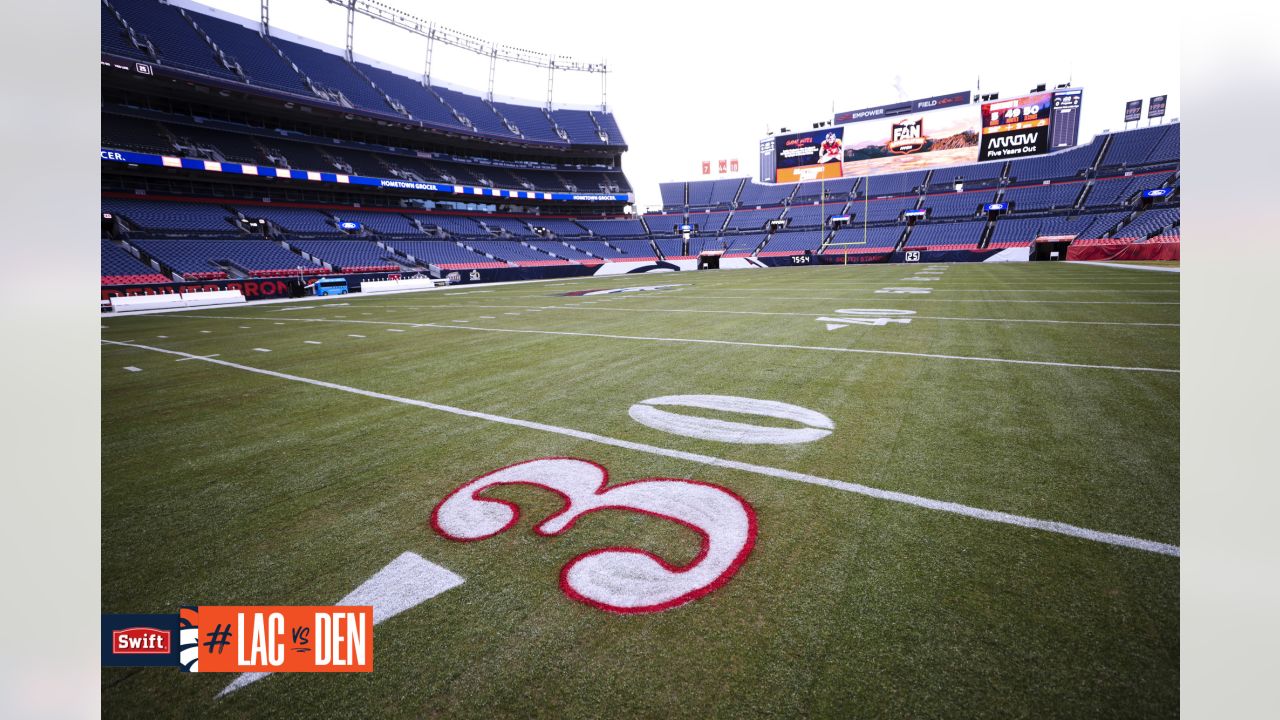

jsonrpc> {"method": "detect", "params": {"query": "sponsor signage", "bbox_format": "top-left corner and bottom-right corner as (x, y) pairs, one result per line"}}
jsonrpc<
(1125, 99), (1144, 123)
(834, 90), (971, 125)
(338, 221), (362, 230)
(978, 92), (1053, 161)
(774, 127), (845, 182)
(903, 209), (927, 218)
(984, 202), (1008, 211)
(100, 148), (632, 203)
(1148, 94), (1167, 119)
(1142, 188), (1173, 198)
(103, 607), (373, 672)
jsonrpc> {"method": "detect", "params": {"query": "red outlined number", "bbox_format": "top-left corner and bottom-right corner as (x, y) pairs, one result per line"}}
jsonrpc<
(430, 458), (757, 614)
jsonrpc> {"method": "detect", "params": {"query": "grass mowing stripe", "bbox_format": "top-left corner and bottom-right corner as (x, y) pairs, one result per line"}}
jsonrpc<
(382, 303), (1180, 327)
(101, 339), (1179, 557)
(496, 294), (1179, 305)
(160, 312), (1177, 368)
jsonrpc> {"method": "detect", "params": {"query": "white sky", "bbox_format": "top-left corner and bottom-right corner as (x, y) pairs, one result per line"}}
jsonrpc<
(186, 0), (1180, 210)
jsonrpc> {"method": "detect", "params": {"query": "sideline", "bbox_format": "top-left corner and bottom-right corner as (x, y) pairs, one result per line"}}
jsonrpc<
(1067, 261), (1181, 273)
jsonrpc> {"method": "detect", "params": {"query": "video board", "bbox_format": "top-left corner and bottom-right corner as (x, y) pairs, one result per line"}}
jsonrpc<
(978, 91), (1053, 161)
(773, 127), (846, 183)
(768, 88), (1084, 183)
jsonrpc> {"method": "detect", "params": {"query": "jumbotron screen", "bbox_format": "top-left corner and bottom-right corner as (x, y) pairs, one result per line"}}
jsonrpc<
(766, 88), (1083, 183)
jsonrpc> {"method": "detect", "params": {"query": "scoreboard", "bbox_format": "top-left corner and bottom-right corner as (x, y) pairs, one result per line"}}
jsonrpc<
(1050, 89), (1083, 150)
(764, 87), (1086, 182)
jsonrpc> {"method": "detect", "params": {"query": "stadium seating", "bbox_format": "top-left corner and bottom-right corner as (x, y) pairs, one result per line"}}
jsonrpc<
(688, 211), (729, 233)
(726, 209), (783, 231)
(416, 214), (487, 236)
(602, 239), (660, 259)
(188, 13), (313, 96)
(723, 234), (767, 255)
(476, 217), (536, 237)
(436, 86), (519, 139)
(928, 162), (1005, 189)
(491, 101), (563, 144)
(109, 0), (239, 81)
(659, 183), (686, 210)
(654, 239), (685, 258)
(738, 182), (796, 207)
(1100, 125), (1175, 169)
(131, 239), (319, 278)
(1006, 138), (1103, 182)
(104, 198), (241, 235)
(922, 190), (998, 219)
(860, 196), (920, 223)
(550, 109), (606, 145)
(792, 177), (858, 202)
(381, 240), (506, 269)
(1113, 208), (1180, 240)
(861, 171), (927, 197)
(687, 179), (741, 209)
(101, 114), (175, 155)
(286, 240), (400, 271)
(328, 210), (424, 235)
(531, 218), (589, 237)
(904, 221), (986, 249)
(783, 204), (842, 229)
(577, 218), (648, 237)
(270, 39), (395, 116)
(102, 240), (170, 284)
(468, 242), (569, 265)
(234, 205), (339, 235)
(986, 217), (1044, 248)
(1001, 183), (1083, 212)
(758, 232), (825, 255)
(824, 226), (903, 253)
(643, 214), (687, 235)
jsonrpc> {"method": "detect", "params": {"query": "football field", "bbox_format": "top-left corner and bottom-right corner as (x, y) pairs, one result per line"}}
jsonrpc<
(101, 261), (1179, 718)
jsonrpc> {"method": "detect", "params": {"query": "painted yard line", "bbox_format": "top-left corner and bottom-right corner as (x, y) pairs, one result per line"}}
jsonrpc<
(494, 293), (1179, 305)
(99, 340), (1179, 558)
(122, 366), (142, 372)
(167, 314), (1178, 372)
(304, 341), (323, 345)
(1068, 261), (1181, 273)
(252, 348), (271, 353)
(412, 324), (1179, 373)
(383, 304), (1179, 328)
(176, 354), (220, 362)
(348, 334), (366, 338)
(644, 295), (1181, 306)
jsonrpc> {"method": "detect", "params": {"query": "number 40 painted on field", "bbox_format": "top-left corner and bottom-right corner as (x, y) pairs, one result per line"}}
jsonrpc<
(817, 308), (915, 331)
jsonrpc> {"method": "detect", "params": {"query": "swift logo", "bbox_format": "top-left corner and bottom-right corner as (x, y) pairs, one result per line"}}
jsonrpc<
(113, 628), (171, 655)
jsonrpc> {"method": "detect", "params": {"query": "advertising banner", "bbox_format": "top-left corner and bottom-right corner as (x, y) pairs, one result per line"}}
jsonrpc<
(978, 92), (1054, 161)
(1148, 95), (1167, 119)
(1125, 99), (1143, 123)
(840, 102), (980, 176)
(774, 127), (845, 182)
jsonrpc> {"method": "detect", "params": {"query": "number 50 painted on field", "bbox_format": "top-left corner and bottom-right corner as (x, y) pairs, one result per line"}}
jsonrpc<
(431, 458), (757, 614)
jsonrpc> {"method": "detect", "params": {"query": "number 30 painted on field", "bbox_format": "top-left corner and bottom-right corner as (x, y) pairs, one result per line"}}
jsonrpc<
(430, 458), (757, 614)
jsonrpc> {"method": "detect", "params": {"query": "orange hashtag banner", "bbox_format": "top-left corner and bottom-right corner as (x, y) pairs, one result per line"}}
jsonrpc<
(195, 606), (373, 673)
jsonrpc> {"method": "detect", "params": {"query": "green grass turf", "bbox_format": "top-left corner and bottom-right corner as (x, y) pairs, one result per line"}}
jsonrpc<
(101, 261), (1178, 718)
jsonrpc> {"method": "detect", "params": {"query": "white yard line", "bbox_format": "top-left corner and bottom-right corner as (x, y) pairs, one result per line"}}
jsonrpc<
(1067, 261), (1181, 273)
(412, 323), (1180, 374)
(100, 339), (1179, 558)
(165, 314), (1179, 372)
(385, 304), (1178, 328)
